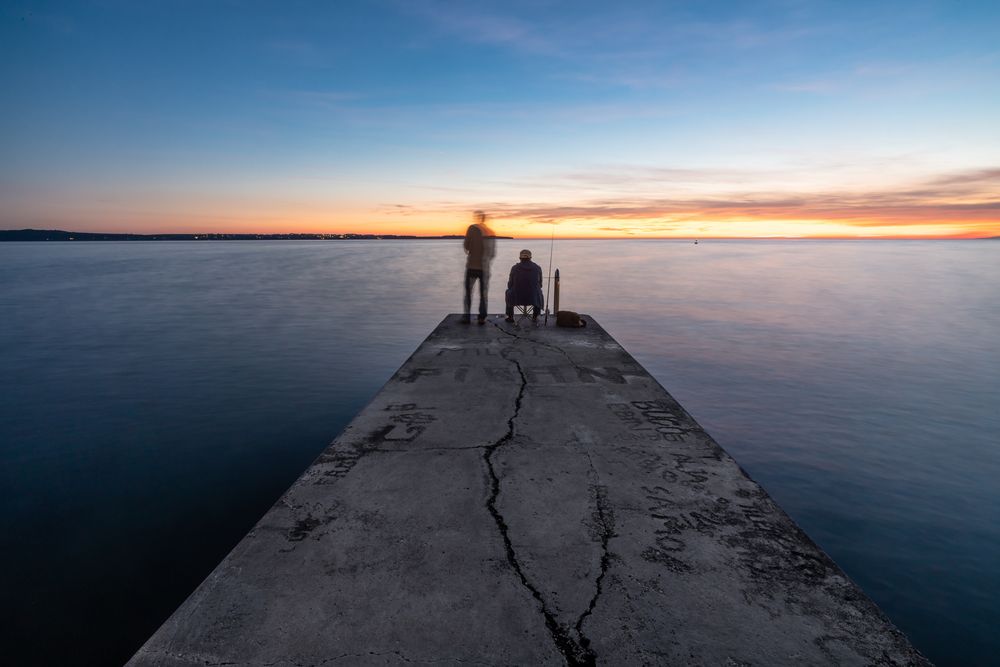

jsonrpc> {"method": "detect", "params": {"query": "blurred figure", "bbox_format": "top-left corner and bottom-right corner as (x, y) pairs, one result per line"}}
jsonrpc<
(461, 210), (495, 324)
(505, 248), (543, 323)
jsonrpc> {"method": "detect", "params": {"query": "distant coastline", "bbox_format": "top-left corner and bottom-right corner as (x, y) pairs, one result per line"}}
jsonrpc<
(0, 229), (514, 242)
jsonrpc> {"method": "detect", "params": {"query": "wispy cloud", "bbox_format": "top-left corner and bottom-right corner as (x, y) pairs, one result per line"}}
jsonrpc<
(769, 79), (841, 94)
(375, 203), (421, 216)
(266, 89), (364, 106)
(926, 168), (1000, 187)
(402, 1), (555, 55)
(562, 69), (689, 91)
(402, 3), (821, 74)
(265, 39), (336, 68)
(409, 167), (1000, 235)
(261, 91), (680, 130)
(671, 19), (820, 50)
(769, 54), (1000, 98)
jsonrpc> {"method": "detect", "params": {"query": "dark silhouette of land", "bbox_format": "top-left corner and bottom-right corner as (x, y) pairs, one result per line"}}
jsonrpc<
(0, 229), (513, 242)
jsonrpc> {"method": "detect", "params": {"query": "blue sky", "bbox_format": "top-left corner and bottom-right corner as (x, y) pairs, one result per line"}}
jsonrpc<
(2, 0), (998, 236)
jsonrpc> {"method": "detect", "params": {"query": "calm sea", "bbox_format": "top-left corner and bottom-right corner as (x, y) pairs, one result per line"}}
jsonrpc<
(1, 239), (997, 665)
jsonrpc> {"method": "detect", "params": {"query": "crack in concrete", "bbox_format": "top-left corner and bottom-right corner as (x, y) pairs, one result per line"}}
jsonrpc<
(250, 651), (494, 666)
(374, 445), (488, 453)
(250, 651), (414, 666)
(573, 448), (616, 650)
(497, 322), (617, 656)
(484, 323), (598, 666)
(494, 321), (585, 373)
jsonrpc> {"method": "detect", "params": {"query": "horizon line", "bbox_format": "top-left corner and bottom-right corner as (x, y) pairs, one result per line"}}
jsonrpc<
(1, 227), (997, 241)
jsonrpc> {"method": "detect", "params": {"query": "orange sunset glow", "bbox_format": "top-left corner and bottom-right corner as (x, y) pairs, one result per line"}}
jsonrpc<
(7, 165), (997, 239)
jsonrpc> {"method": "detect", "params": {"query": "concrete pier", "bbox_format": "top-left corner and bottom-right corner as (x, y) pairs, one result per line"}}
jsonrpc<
(129, 315), (927, 666)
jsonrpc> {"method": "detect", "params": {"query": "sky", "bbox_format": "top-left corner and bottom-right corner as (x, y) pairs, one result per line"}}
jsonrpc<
(2, 0), (999, 238)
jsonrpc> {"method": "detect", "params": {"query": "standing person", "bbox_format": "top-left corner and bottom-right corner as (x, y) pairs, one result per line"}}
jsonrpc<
(505, 249), (544, 322)
(462, 210), (495, 324)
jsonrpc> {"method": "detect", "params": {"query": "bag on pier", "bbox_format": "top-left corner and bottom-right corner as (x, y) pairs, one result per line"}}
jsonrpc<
(556, 311), (587, 328)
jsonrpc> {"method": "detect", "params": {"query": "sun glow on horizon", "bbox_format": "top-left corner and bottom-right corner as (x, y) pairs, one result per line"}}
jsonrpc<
(20, 210), (995, 240)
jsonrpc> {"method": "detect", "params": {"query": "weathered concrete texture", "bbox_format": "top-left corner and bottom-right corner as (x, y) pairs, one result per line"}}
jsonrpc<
(130, 315), (928, 666)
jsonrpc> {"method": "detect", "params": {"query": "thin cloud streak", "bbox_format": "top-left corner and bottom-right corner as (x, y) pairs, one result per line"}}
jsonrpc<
(402, 1), (556, 55)
(410, 167), (1000, 235)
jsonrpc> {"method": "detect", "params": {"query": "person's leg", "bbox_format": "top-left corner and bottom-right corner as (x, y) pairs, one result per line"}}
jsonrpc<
(477, 272), (488, 321)
(462, 269), (474, 322)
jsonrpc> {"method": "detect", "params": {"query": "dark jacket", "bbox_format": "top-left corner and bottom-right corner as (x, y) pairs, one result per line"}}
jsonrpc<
(507, 260), (543, 308)
(464, 223), (495, 270)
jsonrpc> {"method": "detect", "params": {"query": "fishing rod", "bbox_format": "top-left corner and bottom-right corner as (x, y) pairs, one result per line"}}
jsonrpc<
(544, 222), (554, 325)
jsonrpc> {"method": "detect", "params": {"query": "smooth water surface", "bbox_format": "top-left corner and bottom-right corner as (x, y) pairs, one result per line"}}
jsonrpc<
(1, 240), (998, 665)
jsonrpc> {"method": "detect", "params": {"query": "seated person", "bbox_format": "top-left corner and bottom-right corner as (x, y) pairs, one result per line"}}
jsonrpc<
(505, 249), (544, 322)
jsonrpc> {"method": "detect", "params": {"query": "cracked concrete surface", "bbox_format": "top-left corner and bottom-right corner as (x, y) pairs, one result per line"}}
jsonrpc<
(128, 315), (928, 666)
